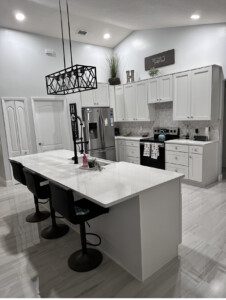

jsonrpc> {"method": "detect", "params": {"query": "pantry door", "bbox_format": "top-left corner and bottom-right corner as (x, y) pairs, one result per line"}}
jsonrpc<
(32, 98), (69, 152)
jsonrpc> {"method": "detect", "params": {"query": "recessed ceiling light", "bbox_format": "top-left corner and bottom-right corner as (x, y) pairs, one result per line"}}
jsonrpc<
(191, 14), (200, 20)
(103, 33), (111, 40)
(15, 12), (26, 22)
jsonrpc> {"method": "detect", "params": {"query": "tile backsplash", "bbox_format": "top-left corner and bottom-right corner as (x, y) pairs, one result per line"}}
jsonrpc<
(115, 102), (220, 140)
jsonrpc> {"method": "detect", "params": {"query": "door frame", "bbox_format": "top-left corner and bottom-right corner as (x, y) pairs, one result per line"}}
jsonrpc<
(31, 96), (70, 152)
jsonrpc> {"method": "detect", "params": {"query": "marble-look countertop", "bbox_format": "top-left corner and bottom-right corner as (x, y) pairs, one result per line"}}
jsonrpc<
(115, 136), (142, 141)
(10, 150), (183, 208)
(165, 139), (218, 146)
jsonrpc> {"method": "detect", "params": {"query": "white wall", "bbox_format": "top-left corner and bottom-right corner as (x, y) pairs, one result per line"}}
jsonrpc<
(0, 27), (113, 183)
(114, 23), (226, 83)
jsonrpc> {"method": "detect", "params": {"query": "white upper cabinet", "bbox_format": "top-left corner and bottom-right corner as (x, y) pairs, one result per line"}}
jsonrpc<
(81, 83), (109, 107)
(115, 85), (125, 122)
(136, 80), (150, 121)
(94, 83), (109, 107)
(173, 65), (221, 121)
(173, 71), (191, 121)
(190, 67), (212, 120)
(159, 75), (173, 102)
(148, 75), (173, 103)
(124, 83), (137, 121)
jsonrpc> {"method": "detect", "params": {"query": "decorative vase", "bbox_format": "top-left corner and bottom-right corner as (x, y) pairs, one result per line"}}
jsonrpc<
(108, 77), (121, 85)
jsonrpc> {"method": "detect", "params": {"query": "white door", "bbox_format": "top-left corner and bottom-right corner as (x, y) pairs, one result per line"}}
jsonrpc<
(190, 67), (212, 120)
(81, 90), (94, 107)
(148, 78), (159, 103)
(124, 83), (137, 121)
(159, 75), (173, 103)
(33, 99), (67, 152)
(115, 85), (125, 121)
(173, 71), (191, 121)
(189, 153), (203, 182)
(2, 98), (30, 157)
(95, 83), (109, 107)
(136, 81), (149, 121)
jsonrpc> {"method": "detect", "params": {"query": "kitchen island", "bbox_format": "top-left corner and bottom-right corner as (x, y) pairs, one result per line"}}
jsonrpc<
(10, 149), (183, 281)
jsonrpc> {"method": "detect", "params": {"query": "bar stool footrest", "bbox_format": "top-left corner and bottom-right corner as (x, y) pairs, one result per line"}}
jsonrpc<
(26, 211), (50, 223)
(68, 248), (103, 272)
(41, 224), (69, 239)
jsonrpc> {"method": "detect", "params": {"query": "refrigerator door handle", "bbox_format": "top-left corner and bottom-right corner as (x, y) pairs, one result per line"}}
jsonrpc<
(100, 113), (106, 148)
(99, 115), (104, 147)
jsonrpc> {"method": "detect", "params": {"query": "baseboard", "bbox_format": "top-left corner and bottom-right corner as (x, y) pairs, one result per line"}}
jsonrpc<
(5, 180), (14, 187)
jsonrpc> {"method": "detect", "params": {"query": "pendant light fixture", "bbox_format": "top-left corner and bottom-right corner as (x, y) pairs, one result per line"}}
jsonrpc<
(45, 0), (97, 95)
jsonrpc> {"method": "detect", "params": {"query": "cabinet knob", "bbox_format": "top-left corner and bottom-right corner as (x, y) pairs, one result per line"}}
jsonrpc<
(175, 146), (178, 150)
(175, 156), (178, 160)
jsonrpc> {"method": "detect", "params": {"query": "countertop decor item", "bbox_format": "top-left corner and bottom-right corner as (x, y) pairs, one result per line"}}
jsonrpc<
(107, 55), (121, 85)
(45, 0), (97, 95)
(148, 67), (160, 77)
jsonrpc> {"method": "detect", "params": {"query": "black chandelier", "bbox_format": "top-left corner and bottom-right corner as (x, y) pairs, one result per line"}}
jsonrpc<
(45, 0), (97, 95)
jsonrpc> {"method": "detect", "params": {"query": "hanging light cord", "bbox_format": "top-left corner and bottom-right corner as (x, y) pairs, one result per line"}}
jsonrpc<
(66, 0), (73, 67)
(59, 0), (66, 69)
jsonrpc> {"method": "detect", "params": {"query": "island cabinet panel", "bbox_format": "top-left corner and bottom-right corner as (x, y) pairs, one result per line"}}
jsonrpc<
(124, 83), (137, 121)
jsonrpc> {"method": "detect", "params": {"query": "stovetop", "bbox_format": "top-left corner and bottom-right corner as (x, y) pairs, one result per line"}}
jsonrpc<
(140, 127), (180, 143)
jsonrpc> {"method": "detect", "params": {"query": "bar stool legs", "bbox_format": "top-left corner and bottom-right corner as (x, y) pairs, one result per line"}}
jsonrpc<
(68, 223), (103, 272)
(26, 196), (50, 223)
(41, 198), (69, 239)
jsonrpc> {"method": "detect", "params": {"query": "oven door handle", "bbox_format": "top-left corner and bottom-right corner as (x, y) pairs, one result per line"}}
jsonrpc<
(140, 142), (165, 147)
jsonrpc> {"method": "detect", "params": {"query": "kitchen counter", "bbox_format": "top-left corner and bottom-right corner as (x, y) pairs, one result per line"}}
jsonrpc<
(10, 149), (183, 281)
(115, 136), (142, 141)
(165, 139), (218, 146)
(10, 149), (183, 208)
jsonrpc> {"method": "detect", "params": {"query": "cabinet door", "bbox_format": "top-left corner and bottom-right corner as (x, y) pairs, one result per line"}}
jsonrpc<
(190, 67), (212, 120)
(136, 81), (149, 121)
(81, 89), (95, 107)
(159, 75), (173, 102)
(118, 144), (125, 161)
(124, 83), (137, 121)
(148, 78), (159, 103)
(115, 85), (125, 121)
(173, 71), (191, 121)
(189, 153), (203, 182)
(94, 83), (110, 107)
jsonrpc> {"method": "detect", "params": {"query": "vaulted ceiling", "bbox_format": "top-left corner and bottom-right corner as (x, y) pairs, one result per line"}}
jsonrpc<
(1, 0), (226, 48)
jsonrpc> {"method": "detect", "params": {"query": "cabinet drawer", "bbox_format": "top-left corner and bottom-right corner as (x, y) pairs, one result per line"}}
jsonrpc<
(127, 157), (140, 164)
(166, 151), (188, 166)
(165, 144), (188, 153)
(125, 146), (139, 158)
(189, 146), (203, 155)
(165, 163), (188, 179)
(125, 140), (140, 147)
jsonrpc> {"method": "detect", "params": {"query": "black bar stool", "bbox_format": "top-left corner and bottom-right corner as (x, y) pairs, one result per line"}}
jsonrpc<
(10, 161), (26, 186)
(23, 168), (69, 239)
(49, 181), (109, 272)
(23, 168), (50, 222)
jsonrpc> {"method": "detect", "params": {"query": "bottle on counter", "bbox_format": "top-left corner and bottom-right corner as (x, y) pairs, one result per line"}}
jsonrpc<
(82, 153), (88, 168)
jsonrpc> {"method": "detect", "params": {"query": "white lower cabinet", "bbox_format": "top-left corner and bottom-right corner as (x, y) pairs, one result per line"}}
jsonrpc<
(116, 138), (140, 164)
(165, 141), (219, 186)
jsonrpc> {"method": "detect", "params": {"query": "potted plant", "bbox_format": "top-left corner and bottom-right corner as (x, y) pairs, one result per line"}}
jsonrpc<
(148, 67), (160, 77)
(107, 55), (121, 85)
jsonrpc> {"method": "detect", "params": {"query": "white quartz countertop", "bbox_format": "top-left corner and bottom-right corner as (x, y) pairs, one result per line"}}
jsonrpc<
(10, 150), (183, 208)
(165, 139), (218, 146)
(115, 136), (142, 141)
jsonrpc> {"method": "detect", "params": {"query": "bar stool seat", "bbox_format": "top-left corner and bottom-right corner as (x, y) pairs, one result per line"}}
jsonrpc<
(49, 181), (109, 272)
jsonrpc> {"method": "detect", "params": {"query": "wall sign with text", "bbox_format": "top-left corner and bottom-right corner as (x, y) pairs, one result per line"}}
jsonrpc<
(145, 49), (175, 70)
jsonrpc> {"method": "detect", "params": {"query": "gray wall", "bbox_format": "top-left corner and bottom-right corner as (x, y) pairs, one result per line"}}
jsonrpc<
(114, 23), (226, 82)
(0, 27), (113, 183)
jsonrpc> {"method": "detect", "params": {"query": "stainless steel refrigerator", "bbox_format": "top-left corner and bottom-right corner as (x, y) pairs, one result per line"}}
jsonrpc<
(82, 107), (116, 161)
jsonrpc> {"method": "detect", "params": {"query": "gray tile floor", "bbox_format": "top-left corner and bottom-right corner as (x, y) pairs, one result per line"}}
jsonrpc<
(0, 180), (226, 297)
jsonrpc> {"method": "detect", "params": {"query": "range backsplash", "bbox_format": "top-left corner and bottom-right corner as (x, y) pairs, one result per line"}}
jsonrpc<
(115, 102), (220, 140)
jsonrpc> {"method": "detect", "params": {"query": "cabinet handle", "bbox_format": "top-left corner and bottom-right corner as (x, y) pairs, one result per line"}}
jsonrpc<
(175, 146), (178, 150)
(191, 116), (194, 119)
(187, 116), (190, 119)
(175, 156), (178, 160)
(189, 156), (192, 159)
